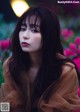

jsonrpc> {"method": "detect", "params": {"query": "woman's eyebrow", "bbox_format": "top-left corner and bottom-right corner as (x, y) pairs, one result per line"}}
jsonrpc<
(21, 23), (27, 27)
(30, 24), (40, 27)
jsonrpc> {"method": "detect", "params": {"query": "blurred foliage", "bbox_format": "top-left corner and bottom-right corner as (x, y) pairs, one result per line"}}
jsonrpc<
(0, 14), (15, 83)
(0, 14), (16, 40)
(60, 16), (80, 49)
(60, 16), (80, 71)
(59, 16), (80, 33)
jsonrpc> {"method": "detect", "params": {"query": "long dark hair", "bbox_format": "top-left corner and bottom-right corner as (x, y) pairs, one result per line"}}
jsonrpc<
(9, 7), (80, 111)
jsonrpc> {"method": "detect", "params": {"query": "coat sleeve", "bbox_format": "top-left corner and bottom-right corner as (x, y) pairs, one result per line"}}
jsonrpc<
(0, 58), (23, 111)
(39, 63), (80, 112)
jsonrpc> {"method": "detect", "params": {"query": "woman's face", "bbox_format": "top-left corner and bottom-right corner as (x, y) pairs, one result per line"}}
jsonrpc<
(19, 16), (42, 53)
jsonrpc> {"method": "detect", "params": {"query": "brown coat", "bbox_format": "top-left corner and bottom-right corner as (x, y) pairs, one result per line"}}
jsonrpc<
(0, 55), (80, 112)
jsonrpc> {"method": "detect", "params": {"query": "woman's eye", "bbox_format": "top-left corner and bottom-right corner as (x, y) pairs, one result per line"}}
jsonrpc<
(31, 27), (39, 33)
(20, 27), (26, 31)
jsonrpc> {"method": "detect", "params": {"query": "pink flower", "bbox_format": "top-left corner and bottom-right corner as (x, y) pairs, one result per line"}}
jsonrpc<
(64, 48), (76, 57)
(0, 41), (1, 48)
(69, 51), (76, 56)
(61, 29), (74, 39)
(73, 57), (80, 70)
(69, 43), (77, 51)
(77, 49), (80, 54)
(64, 48), (71, 57)
(0, 39), (10, 50)
(75, 37), (80, 45)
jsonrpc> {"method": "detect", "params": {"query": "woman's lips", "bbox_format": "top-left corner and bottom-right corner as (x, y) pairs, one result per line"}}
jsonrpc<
(21, 42), (30, 47)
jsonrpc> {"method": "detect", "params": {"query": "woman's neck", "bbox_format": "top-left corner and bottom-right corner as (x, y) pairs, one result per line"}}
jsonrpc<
(29, 51), (41, 68)
(28, 51), (41, 83)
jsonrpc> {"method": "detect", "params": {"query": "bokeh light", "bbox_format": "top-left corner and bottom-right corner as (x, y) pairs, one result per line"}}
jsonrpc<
(10, 0), (29, 17)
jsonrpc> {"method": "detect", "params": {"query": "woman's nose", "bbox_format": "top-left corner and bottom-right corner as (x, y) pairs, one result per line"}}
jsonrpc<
(23, 30), (29, 39)
(23, 36), (29, 40)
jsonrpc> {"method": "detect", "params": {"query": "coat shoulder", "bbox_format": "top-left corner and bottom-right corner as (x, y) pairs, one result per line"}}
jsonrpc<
(3, 56), (12, 69)
(2, 57), (12, 82)
(62, 62), (76, 76)
(57, 53), (76, 75)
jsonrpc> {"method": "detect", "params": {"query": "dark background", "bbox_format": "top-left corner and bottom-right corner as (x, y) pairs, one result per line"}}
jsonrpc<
(0, 0), (80, 22)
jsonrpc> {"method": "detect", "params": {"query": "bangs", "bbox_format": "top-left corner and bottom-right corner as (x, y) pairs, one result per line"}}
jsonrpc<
(28, 15), (40, 27)
(22, 14), (40, 27)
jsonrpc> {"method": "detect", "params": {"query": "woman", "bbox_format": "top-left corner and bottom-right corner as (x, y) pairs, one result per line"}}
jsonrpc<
(0, 6), (80, 112)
